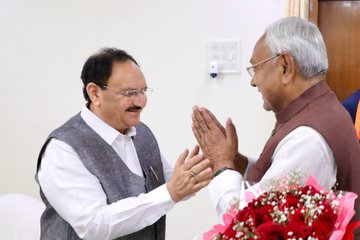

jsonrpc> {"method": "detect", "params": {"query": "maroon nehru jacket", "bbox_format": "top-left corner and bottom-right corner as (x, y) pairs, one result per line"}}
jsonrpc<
(246, 80), (360, 222)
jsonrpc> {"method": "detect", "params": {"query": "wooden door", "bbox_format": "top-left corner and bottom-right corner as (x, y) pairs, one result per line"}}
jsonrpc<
(317, 1), (360, 101)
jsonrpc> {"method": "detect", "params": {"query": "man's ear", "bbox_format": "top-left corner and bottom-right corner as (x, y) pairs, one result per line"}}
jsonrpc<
(283, 66), (287, 74)
(280, 52), (296, 84)
(86, 83), (101, 106)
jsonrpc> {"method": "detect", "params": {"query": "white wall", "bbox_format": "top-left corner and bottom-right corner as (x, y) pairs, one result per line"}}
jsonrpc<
(0, 0), (284, 239)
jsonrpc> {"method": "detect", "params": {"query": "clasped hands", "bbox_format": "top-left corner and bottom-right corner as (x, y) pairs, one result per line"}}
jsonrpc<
(166, 106), (240, 202)
(191, 105), (238, 173)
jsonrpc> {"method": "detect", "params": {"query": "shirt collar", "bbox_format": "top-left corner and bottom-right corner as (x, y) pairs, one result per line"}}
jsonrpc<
(80, 106), (136, 145)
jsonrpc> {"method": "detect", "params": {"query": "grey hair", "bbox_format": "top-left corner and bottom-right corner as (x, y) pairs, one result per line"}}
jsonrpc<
(264, 17), (328, 79)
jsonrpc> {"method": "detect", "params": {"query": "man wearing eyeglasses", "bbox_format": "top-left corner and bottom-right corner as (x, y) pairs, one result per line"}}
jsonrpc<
(192, 17), (360, 229)
(35, 48), (213, 240)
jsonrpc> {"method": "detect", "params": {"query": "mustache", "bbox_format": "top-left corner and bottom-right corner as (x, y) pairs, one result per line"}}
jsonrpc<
(126, 106), (142, 112)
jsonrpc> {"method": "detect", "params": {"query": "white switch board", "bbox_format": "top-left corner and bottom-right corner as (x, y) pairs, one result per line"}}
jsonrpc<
(208, 39), (241, 73)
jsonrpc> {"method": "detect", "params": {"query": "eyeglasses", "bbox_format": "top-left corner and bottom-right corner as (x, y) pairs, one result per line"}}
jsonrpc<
(101, 85), (153, 98)
(246, 54), (281, 78)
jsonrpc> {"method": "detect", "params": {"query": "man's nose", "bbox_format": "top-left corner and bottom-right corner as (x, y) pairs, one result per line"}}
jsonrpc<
(133, 93), (147, 107)
(250, 77), (257, 87)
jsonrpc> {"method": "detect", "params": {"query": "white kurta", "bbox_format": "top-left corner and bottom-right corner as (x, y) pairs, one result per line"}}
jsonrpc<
(38, 107), (175, 240)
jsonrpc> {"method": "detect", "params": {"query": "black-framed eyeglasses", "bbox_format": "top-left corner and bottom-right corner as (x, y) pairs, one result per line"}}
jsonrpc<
(101, 85), (153, 98)
(246, 54), (281, 78)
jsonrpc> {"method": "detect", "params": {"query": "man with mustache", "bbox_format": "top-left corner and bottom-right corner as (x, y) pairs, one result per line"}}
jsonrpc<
(36, 48), (213, 240)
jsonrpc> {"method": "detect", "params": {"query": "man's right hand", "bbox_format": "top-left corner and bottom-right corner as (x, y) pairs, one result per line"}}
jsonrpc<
(191, 106), (238, 173)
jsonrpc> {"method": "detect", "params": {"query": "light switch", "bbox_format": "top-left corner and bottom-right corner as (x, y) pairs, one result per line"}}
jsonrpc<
(208, 39), (241, 74)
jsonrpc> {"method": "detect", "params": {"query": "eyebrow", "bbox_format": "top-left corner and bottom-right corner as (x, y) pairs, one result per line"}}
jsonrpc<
(121, 86), (148, 90)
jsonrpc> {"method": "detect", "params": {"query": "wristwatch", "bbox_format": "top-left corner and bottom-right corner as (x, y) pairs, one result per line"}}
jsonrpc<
(214, 167), (234, 177)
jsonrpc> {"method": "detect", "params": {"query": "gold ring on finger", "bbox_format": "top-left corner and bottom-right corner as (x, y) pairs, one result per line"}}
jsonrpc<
(189, 170), (197, 178)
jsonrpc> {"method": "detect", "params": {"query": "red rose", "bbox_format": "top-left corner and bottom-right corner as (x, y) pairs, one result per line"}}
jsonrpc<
(316, 203), (337, 225)
(284, 193), (301, 208)
(308, 220), (334, 240)
(221, 220), (238, 239)
(235, 205), (253, 222)
(301, 185), (318, 195)
(253, 204), (274, 226)
(307, 202), (337, 239)
(288, 208), (305, 223)
(255, 222), (286, 240)
(285, 219), (309, 238)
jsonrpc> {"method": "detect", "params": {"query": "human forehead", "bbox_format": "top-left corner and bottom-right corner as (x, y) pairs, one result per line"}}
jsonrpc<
(250, 36), (270, 63)
(108, 60), (146, 87)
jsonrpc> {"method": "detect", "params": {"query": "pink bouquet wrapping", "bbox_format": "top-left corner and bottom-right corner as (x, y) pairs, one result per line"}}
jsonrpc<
(203, 168), (359, 240)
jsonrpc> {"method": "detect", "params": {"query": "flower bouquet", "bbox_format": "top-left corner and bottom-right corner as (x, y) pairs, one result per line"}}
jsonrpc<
(203, 168), (360, 240)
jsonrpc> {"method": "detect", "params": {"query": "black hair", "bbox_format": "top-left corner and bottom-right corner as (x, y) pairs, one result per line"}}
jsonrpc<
(80, 48), (138, 105)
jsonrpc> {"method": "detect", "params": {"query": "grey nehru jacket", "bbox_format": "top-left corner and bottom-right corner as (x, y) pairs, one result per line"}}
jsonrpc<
(36, 114), (166, 240)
